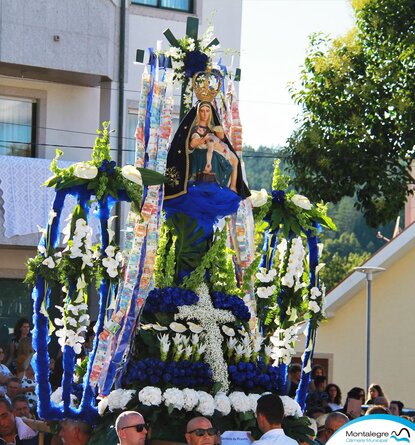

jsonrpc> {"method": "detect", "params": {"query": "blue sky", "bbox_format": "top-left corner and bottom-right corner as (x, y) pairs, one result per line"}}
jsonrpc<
(239, 0), (355, 148)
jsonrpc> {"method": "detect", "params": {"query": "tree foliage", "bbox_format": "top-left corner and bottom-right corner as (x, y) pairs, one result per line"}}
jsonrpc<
(243, 145), (287, 191)
(286, 0), (415, 227)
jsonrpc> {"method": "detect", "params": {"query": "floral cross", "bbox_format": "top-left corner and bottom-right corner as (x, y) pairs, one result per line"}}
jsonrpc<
(175, 283), (235, 392)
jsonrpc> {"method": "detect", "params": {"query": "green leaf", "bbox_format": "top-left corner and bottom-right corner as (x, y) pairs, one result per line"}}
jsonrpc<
(56, 177), (88, 190)
(138, 168), (168, 185)
(166, 213), (207, 278)
(42, 175), (60, 188)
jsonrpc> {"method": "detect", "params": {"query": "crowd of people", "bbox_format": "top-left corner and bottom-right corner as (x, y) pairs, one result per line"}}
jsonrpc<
(0, 319), (412, 444)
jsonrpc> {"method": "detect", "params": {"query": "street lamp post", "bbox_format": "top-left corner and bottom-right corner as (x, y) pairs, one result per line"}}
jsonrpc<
(353, 266), (386, 392)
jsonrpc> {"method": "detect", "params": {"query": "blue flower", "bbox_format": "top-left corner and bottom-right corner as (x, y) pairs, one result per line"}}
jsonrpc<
(183, 50), (209, 78)
(272, 190), (285, 204)
(144, 287), (199, 314)
(98, 159), (116, 174)
(212, 292), (251, 322)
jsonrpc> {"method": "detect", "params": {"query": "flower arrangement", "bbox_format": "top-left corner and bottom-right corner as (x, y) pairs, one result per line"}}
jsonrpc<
(143, 287), (199, 314)
(165, 25), (219, 83)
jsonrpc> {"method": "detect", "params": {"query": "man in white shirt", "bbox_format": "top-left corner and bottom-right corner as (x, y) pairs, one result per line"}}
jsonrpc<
(253, 394), (297, 445)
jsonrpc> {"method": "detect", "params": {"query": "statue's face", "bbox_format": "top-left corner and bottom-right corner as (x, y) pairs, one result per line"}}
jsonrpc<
(199, 105), (211, 123)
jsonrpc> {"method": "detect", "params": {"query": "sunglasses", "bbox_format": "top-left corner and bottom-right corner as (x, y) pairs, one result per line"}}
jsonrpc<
(122, 423), (149, 433)
(187, 428), (217, 437)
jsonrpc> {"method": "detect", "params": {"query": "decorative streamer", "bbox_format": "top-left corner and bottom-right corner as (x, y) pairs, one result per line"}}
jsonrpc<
(89, 55), (173, 396)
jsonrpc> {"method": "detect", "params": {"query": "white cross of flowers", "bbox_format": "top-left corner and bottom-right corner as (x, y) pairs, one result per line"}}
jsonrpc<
(175, 283), (235, 393)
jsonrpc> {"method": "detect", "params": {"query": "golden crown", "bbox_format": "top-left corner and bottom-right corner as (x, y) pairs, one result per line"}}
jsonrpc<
(192, 70), (222, 102)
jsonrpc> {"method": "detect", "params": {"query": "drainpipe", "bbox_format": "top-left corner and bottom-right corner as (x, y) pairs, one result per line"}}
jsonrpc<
(116, 0), (126, 244)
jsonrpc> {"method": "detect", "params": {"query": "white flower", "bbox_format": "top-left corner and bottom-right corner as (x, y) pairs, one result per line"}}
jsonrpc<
(51, 387), (78, 407)
(105, 245), (116, 258)
(182, 388), (199, 411)
(187, 322), (204, 334)
(51, 387), (63, 405)
(42, 256), (55, 269)
(309, 287), (322, 300)
(281, 274), (294, 288)
(248, 393), (261, 412)
(107, 215), (117, 243)
(291, 194), (312, 210)
(229, 391), (251, 413)
(250, 188), (268, 207)
(73, 162), (98, 179)
(315, 263), (326, 274)
(139, 386), (162, 406)
(196, 391), (215, 416)
(97, 397), (109, 416)
(152, 323), (168, 332)
(163, 388), (184, 410)
(303, 362), (312, 374)
(214, 393), (231, 416)
(38, 245), (47, 255)
(222, 326), (235, 337)
(48, 210), (57, 225)
(122, 165), (142, 185)
(257, 285), (276, 299)
(256, 268), (277, 283)
(170, 322), (187, 333)
(280, 395), (303, 417)
(308, 300), (320, 313)
(107, 389), (136, 412)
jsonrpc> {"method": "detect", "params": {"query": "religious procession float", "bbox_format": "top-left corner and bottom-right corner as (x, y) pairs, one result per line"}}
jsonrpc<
(26, 17), (335, 444)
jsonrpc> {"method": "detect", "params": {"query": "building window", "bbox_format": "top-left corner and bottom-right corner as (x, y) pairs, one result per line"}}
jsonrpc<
(131, 0), (193, 13)
(0, 279), (32, 332)
(0, 97), (36, 157)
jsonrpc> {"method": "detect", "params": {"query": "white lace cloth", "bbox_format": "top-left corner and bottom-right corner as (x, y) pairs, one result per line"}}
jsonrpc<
(0, 155), (99, 238)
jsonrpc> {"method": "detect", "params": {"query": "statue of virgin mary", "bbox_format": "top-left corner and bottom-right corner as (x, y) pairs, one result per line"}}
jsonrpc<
(163, 99), (250, 228)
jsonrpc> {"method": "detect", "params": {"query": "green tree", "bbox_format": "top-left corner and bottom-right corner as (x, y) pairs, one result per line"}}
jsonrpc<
(286, 0), (415, 227)
(243, 145), (287, 191)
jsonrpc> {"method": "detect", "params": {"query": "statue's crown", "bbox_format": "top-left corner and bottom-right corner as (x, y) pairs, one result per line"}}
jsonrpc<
(192, 70), (222, 102)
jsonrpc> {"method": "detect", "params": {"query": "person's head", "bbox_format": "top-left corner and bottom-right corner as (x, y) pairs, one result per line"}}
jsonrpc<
(0, 347), (5, 364)
(11, 395), (31, 418)
(308, 406), (327, 420)
(0, 398), (16, 438)
(368, 384), (384, 400)
(389, 400), (404, 416)
(256, 394), (285, 433)
(115, 411), (148, 445)
(347, 387), (365, 403)
(7, 378), (21, 400)
(324, 412), (349, 441)
(288, 364), (302, 383)
(311, 365), (325, 379)
(314, 375), (327, 392)
(58, 419), (92, 445)
(197, 102), (212, 126)
(365, 405), (390, 415)
(185, 417), (216, 445)
(326, 383), (342, 405)
(13, 318), (31, 339)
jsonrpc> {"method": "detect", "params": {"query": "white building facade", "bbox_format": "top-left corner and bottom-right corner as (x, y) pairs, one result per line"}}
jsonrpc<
(0, 0), (242, 330)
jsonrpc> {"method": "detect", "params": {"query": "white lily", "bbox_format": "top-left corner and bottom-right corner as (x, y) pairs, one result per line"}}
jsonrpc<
(73, 162), (98, 179)
(122, 165), (142, 185)
(169, 322), (187, 333)
(249, 188), (268, 207)
(291, 194), (312, 210)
